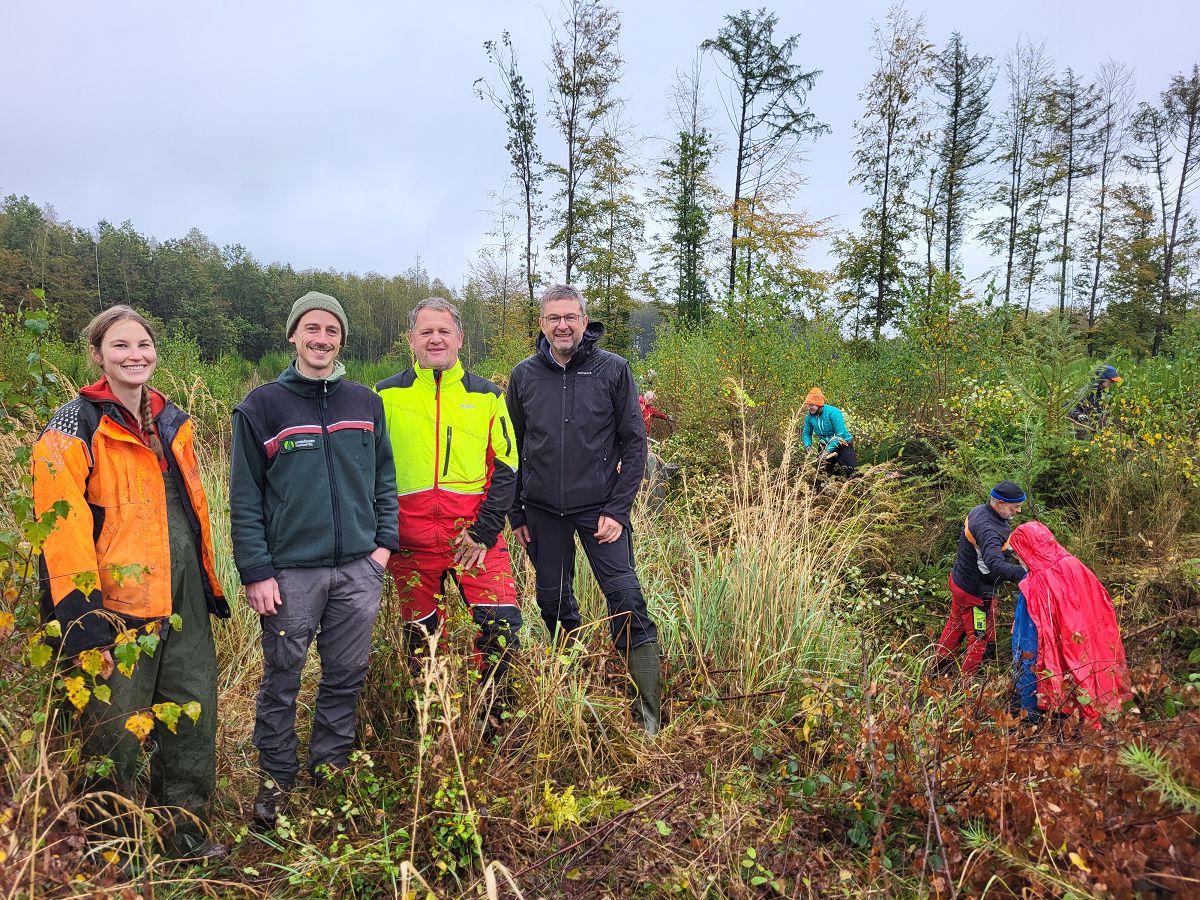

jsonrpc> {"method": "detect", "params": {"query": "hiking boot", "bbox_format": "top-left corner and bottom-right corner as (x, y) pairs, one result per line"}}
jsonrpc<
(252, 777), (287, 830)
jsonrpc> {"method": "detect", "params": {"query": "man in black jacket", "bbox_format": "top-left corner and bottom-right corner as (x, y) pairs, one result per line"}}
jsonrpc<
(934, 481), (1028, 676)
(507, 284), (661, 735)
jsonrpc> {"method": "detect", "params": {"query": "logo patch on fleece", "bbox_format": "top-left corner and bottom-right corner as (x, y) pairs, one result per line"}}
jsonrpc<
(280, 436), (319, 453)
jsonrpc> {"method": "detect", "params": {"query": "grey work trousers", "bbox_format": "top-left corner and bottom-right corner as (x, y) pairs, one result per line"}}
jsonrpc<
(252, 554), (385, 786)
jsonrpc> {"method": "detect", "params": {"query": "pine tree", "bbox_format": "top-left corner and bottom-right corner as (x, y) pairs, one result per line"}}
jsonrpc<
(574, 129), (644, 357)
(1128, 66), (1200, 353)
(651, 62), (720, 323)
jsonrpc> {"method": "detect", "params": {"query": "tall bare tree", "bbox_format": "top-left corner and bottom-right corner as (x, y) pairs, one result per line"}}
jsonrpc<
(546, 0), (623, 284)
(985, 39), (1052, 306)
(476, 32), (543, 337)
(932, 32), (993, 275)
(1046, 67), (1103, 316)
(845, 4), (934, 337)
(1084, 61), (1134, 339)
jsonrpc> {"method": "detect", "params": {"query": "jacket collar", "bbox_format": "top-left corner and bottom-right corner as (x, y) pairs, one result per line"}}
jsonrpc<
(278, 359), (346, 398)
(80, 376), (166, 429)
(536, 321), (605, 371)
(414, 358), (464, 387)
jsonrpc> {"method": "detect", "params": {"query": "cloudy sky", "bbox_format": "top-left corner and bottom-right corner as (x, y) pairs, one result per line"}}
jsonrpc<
(6, 0), (1197, 289)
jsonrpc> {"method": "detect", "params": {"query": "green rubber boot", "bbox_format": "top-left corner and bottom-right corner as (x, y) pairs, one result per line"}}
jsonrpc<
(626, 643), (662, 737)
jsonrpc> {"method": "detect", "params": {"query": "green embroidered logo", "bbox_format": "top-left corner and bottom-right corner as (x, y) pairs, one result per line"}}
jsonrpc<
(280, 436), (318, 453)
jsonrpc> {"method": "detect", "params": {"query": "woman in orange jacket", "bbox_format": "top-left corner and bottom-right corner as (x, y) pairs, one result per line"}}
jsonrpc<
(32, 305), (230, 859)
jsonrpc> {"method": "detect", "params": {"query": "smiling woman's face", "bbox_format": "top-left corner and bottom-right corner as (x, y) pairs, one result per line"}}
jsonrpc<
(91, 319), (157, 392)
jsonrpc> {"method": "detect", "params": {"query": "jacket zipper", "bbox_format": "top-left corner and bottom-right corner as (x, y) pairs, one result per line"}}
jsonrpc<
(443, 426), (453, 477)
(433, 371), (442, 489)
(319, 381), (343, 566)
(559, 369), (567, 514)
(499, 416), (511, 455)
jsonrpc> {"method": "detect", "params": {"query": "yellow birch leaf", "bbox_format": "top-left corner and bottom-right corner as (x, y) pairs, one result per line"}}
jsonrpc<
(124, 713), (154, 743)
(78, 648), (104, 677)
(1069, 851), (1091, 873)
(64, 676), (91, 712)
(182, 701), (202, 724)
(0, 610), (13, 639)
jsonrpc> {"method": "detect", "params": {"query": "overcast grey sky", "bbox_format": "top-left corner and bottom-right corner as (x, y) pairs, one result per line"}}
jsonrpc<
(6, 1), (1197, 290)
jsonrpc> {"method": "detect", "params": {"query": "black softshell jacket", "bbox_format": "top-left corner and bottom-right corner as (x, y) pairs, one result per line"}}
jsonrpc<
(507, 322), (647, 529)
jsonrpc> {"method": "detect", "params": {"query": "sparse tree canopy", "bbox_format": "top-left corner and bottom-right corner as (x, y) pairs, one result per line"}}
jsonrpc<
(702, 7), (827, 294)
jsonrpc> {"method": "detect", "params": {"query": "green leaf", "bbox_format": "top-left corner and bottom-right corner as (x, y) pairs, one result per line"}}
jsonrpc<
(137, 632), (160, 656)
(153, 702), (182, 734)
(93, 684), (112, 704)
(24, 316), (49, 335)
(28, 642), (52, 668)
(182, 701), (202, 724)
(655, 819), (672, 836)
(78, 648), (105, 676)
(43, 620), (61, 638)
(72, 570), (99, 595)
(169, 613), (183, 632)
(107, 563), (148, 587)
(114, 641), (141, 677)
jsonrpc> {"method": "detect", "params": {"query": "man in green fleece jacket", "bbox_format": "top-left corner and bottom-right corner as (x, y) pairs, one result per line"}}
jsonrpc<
(229, 292), (399, 829)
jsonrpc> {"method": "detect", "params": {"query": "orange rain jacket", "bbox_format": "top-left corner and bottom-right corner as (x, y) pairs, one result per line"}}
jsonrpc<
(33, 380), (229, 656)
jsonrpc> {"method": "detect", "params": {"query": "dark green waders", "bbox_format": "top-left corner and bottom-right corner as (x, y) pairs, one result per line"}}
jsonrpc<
(79, 471), (219, 857)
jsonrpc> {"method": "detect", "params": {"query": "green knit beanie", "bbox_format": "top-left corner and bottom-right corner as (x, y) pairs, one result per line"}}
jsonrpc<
(286, 291), (348, 339)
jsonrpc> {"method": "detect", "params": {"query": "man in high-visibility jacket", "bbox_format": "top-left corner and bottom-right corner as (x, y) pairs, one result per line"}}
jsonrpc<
(377, 298), (522, 706)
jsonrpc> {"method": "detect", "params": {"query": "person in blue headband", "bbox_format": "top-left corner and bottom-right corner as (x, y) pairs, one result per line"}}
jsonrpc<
(934, 481), (1029, 676)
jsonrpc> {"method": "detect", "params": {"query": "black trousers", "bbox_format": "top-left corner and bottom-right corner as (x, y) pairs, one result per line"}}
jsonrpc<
(524, 504), (658, 652)
(818, 443), (858, 477)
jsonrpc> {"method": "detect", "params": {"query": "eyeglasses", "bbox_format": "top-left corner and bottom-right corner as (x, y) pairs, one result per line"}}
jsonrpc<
(541, 314), (583, 325)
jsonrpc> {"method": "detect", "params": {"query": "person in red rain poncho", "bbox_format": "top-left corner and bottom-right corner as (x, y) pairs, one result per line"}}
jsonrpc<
(639, 391), (668, 436)
(1008, 521), (1131, 724)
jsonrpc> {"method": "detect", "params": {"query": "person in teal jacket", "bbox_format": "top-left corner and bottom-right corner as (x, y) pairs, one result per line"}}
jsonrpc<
(802, 387), (857, 476)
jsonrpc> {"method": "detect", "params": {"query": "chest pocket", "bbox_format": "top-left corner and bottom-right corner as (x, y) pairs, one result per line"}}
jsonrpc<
(442, 420), (489, 488)
(570, 372), (613, 427)
(89, 434), (144, 507)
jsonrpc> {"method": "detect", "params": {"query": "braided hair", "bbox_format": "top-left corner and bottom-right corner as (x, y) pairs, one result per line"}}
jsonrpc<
(83, 305), (164, 462)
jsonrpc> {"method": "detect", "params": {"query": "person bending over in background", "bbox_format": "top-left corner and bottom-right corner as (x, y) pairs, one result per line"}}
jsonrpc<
(934, 481), (1028, 677)
(1068, 364), (1122, 430)
(230, 292), (398, 829)
(1008, 521), (1130, 726)
(802, 387), (857, 477)
(507, 284), (662, 737)
(33, 305), (230, 859)
(376, 297), (522, 728)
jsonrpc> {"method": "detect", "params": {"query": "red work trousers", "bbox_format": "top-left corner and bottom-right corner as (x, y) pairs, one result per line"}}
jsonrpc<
(387, 537), (521, 675)
(935, 574), (995, 676)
